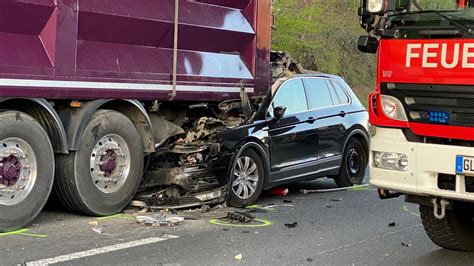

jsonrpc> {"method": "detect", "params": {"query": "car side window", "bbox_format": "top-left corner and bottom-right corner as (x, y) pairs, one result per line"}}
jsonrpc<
(329, 80), (350, 104)
(271, 78), (308, 116)
(303, 78), (334, 109)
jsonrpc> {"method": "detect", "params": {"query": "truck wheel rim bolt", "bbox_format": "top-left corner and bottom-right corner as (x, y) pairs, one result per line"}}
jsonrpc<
(0, 138), (37, 205)
(90, 134), (130, 193)
(232, 156), (259, 200)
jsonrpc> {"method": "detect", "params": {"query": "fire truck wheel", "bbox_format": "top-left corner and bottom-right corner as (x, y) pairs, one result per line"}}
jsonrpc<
(0, 111), (54, 232)
(54, 110), (143, 216)
(334, 138), (367, 187)
(420, 204), (474, 251)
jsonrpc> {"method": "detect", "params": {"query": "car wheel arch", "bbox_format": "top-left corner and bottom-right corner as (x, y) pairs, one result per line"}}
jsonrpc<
(342, 126), (370, 159)
(229, 138), (270, 184)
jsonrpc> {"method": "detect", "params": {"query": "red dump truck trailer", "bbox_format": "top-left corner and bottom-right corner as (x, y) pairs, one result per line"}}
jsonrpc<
(0, 0), (272, 232)
(359, 0), (474, 251)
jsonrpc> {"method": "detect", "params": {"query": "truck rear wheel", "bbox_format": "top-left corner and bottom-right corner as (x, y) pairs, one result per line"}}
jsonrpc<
(0, 111), (54, 232)
(54, 110), (144, 216)
(420, 204), (474, 251)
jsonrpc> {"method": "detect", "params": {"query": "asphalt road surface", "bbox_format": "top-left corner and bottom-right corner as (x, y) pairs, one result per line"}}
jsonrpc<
(1, 178), (473, 265)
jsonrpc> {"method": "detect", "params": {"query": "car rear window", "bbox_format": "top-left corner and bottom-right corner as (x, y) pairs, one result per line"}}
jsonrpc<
(303, 78), (334, 109)
(329, 80), (350, 104)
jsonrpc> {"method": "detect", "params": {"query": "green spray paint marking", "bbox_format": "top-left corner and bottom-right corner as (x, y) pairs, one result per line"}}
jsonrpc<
(401, 205), (420, 217)
(0, 228), (47, 238)
(96, 214), (135, 221)
(209, 218), (273, 227)
(347, 184), (370, 191)
(246, 205), (275, 211)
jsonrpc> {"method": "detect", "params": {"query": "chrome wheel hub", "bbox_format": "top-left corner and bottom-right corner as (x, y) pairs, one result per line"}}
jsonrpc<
(90, 134), (130, 193)
(232, 156), (259, 200)
(0, 138), (37, 205)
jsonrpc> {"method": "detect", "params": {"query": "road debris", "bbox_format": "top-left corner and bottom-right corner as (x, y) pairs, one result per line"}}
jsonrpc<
(307, 258), (314, 262)
(388, 222), (396, 227)
(401, 242), (412, 247)
(234, 253), (243, 261)
(136, 214), (184, 227)
(227, 211), (255, 223)
(283, 199), (293, 203)
(88, 221), (99, 226)
(92, 228), (102, 234)
(267, 187), (289, 196)
(300, 184), (369, 194)
(330, 198), (342, 202)
(284, 222), (298, 228)
(128, 200), (149, 213)
(200, 205), (211, 213)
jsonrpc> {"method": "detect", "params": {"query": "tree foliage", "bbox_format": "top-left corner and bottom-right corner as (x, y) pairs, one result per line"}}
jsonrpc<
(272, 0), (376, 105)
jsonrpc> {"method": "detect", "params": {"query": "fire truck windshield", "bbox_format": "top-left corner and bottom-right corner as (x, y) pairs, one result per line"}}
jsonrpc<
(412, 0), (460, 11)
(385, 0), (474, 37)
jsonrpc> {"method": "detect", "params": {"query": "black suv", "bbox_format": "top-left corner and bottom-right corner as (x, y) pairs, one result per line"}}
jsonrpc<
(220, 74), (370, 207)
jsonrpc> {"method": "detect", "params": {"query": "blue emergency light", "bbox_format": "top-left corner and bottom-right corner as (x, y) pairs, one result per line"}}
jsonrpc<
(428, 111), (449, 124)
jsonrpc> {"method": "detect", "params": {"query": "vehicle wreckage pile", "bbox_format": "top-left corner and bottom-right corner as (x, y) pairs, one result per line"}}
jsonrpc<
(133, 52), (307, 210)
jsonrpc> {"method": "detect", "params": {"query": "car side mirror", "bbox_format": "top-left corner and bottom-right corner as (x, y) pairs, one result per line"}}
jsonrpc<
(273, 106), (286, 120)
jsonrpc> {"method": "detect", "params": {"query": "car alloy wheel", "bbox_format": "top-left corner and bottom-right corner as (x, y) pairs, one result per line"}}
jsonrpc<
(232, 156), (259, 200)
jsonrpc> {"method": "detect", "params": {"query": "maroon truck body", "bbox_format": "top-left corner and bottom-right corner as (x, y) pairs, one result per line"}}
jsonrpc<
(0, 0), (274, 233)
(0, 0), (271, 101)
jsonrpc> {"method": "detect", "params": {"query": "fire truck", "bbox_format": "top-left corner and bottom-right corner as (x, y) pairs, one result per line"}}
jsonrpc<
(359, 0), (474, 251)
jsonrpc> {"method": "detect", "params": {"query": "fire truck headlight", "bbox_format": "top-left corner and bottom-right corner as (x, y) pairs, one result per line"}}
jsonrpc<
(366, 0), (384, 13)
(381, 95), (408, 121)
(373, 151), (408, 171)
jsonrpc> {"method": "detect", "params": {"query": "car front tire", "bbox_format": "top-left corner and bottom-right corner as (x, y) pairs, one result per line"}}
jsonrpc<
(228, 149), (264, 207)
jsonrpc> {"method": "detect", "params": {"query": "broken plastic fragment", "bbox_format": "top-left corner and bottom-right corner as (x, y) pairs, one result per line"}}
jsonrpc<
(284, 222), (298, 228)
(267, 187), (289, 196)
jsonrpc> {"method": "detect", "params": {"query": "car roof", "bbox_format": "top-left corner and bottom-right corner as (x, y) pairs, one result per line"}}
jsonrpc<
(293, 73), (342, 80)
(273, 73), (346, 88)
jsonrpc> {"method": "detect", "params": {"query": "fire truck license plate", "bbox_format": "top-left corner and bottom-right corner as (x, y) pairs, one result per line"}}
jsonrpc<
(456, 156), (474, 176)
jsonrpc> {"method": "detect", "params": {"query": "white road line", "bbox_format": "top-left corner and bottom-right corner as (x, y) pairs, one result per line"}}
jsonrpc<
(26, 235), (179, 265)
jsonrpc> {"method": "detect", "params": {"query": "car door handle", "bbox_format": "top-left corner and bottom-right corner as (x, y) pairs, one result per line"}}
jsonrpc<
(338, 111), (347, 117)
(306, 117), (317, 124)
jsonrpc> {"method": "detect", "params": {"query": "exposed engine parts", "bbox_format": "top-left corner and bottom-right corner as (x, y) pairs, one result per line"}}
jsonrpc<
(136, 52), (305, 209)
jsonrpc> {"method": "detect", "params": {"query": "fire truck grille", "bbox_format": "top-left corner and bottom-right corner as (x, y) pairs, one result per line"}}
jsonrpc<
(381, 83), (474, 128)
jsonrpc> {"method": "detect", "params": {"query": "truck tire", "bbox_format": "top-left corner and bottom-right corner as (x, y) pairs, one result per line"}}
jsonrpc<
(334, 138), (367, 187)
(54, 110), (143, 216)
(420, 204), (474, 251)
(0, 111), (54, 232)
(228, 149), (264, 207)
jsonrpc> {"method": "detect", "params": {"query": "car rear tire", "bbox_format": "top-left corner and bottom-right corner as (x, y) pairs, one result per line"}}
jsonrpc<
(0, 111), (54, 232)
(54, 110), (144, 216)
(334, 138), (367, 187)
(228, 149), (264, 207)
(420, 204), (474, 251)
